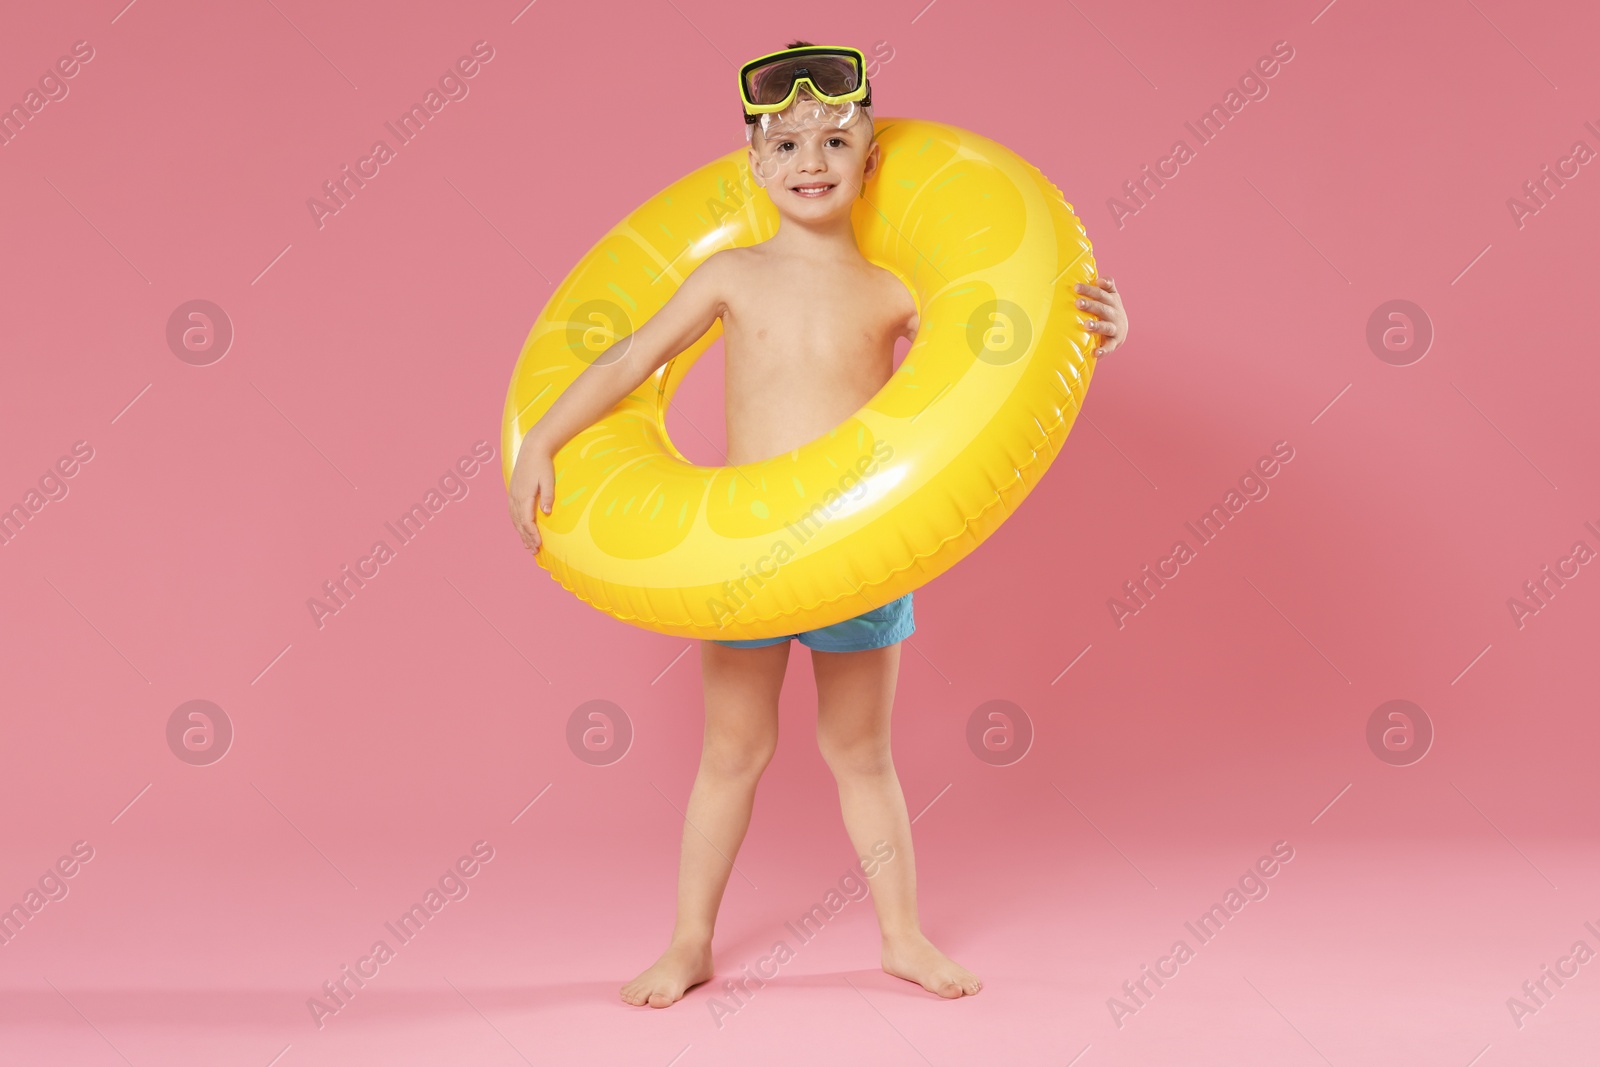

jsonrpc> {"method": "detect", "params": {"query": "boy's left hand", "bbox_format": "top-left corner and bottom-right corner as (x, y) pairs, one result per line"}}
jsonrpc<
(1075, 276), (1128, 356)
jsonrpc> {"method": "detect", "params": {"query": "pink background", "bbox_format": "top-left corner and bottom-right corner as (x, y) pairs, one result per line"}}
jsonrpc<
(3, 0), (1598, 1063)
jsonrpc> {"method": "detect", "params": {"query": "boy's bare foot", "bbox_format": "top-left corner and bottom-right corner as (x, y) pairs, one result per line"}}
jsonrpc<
(620, 940), (714, 1008)
(881, 932), (982, 998)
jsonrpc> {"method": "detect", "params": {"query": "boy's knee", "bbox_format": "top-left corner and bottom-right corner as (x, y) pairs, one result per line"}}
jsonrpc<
(702, 732), (777, 779)
(816, 732), (893, 779)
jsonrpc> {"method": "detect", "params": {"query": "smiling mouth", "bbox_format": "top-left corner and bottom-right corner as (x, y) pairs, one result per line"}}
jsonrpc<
(790, 183), (836, 198)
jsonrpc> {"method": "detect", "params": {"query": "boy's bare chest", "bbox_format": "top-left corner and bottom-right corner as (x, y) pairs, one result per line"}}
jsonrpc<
(722, 266), (909, 373)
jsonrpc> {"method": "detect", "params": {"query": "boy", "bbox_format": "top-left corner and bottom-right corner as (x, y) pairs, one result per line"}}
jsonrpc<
(507, 40), (1129, 1008)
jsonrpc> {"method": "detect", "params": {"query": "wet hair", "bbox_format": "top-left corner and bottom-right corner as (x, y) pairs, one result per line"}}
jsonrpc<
(747, 38), (874, 145)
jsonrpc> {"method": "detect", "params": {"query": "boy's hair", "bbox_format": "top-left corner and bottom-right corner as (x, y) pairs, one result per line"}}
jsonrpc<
(749, 38), (874, 145)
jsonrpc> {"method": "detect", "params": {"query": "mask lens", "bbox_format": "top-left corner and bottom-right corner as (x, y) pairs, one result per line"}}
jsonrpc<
(745, 52), (860, 105)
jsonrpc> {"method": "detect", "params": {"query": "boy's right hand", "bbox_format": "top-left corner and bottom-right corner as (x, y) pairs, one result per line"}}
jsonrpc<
(507, 435), (556, 554)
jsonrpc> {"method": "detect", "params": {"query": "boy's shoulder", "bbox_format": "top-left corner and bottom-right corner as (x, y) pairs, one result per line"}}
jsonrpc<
(690, 246), (754, 283)
(686, 246), (770, 296)
(707, 245), (763, 269)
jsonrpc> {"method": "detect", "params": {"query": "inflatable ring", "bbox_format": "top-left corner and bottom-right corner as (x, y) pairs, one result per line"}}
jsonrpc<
(502, 117), (1098, 640)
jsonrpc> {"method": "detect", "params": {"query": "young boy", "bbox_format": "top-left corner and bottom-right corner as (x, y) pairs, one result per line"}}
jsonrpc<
(507, 40), (1128, 1008)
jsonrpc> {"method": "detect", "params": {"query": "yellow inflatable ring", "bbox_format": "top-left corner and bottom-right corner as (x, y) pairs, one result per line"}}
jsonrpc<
(502, 117), (1098, 640)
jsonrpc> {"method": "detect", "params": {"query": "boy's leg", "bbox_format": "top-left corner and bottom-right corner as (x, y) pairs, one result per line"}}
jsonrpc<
(811, 643), (982, 998)
(620, 639), (790, 1008)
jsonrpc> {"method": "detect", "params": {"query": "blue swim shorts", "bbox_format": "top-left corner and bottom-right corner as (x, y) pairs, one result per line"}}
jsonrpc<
(709, 592), (914, 653)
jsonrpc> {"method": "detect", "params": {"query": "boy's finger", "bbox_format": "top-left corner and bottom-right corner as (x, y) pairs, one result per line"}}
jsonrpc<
(1077, 297), (1115, 318)
(1075, 283), (1111, 303)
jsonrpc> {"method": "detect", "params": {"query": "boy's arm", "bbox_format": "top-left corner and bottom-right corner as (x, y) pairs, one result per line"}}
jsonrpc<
(522, 251), (730, 459)
(507, 251), (729, 553)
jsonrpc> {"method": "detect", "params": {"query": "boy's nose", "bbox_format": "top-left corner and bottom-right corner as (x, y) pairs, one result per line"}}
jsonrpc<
(796, 140), (826, 171)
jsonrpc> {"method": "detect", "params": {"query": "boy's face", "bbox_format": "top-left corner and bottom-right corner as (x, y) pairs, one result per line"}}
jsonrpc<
(747, 95), (880, 223)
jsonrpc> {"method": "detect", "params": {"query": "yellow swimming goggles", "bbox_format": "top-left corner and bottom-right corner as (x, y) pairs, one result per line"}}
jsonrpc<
(738, 45), (871, 124)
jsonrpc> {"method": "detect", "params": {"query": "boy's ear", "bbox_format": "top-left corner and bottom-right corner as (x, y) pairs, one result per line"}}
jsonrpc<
(747, 145), (766, 187)
(861, 140), (882, 185)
